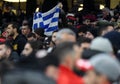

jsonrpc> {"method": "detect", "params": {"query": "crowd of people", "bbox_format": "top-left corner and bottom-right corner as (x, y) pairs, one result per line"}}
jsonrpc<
(0, 1), (120, 84)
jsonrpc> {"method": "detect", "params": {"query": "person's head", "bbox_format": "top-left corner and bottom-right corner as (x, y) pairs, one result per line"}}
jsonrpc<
(0, 41), (12, 60)
(103, 31), (120, 55)
(36, 51), (59, 81)
(22, 40), (43, 57)
(0, 60), (14, 83)
(66, 13), (76, 26)
(3, 70), (55, 84)
(77, 36), (91, 50)
(99, 23), (114, 36)
(53, 42), (81, 69)
(56, 28), (76, 44)
(51, 30), (58, 45)
(26, 33), (37, 41)
(83, 19), (91, 26)
(90, 37), (114, 54)
(85, 54), (120, 84)
(22, 19), (29, 26)
(34, 28), (45, 40)
(110, 16), (118, 22)
(6, 22), (20, 37)
(102, 8), (110, 16)
(21, 25), (31, 36)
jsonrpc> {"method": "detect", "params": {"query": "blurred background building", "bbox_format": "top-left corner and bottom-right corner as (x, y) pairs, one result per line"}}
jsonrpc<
(0, 0), (119, 18)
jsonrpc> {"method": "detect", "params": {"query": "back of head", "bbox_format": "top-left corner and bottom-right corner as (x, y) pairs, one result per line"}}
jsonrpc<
(27, 33), (36, 38)
(103, 31), (120, 54)
(56, 28), (76, 44)
(90, 53), (120, 82)
(3, 70), (55, 84)
(27, 40), (43, 52)
(90, 37), (113, 53)
(34, 28), (45, 37)
(53, 42), (76, 63)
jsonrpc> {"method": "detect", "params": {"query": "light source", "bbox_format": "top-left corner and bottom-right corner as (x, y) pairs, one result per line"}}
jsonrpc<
(4, 0), (26, 2)
(100, 4), (105, 9)
(4, 0), (27, 9)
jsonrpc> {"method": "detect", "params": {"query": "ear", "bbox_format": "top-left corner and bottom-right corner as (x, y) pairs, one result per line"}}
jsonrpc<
(13, 28), (17, 33)
(6, 49), (11, 57)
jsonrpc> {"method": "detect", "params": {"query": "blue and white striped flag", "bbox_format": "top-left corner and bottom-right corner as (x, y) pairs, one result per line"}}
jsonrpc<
(32, 5), (60, 36)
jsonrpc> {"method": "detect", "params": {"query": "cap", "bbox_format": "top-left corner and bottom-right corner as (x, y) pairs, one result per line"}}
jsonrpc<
(90, 53), (120, 82)
(90, 37), (113, 53)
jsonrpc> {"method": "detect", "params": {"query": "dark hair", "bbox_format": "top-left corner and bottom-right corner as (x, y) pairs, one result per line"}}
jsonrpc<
(53, 42), (77, 62)
(22, 25), (32, 32)
(27, 40), (43, 52)
(27, 33), (36, 38)
(0, 40), (12, 50)
(37, 53), (59, 72)
(34, 28), (45, 37)
(0, 60), (14, 78)
(98, 23), (114, 36)
(7, 22), (20, 33)
(3, 70), (55, 84)
(77, 36), (91, 46)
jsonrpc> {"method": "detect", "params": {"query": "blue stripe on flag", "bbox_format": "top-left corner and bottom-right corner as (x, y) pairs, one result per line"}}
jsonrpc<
(46, 26), (58, 32)
(32, 5), (60, 36)
(33, 23), (38, 29)
(51, 18), (59, 22)
(43, 12), (54, 21)
(39, 22), (44, 28)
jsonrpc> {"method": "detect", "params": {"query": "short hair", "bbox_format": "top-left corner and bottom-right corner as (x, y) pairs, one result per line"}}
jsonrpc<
(102, 8), (110, 13)
(27, 40), (43, 52)
(22, 25), (32, 32)
(77, 36), (91, 46)
(34, 28), (45, 37)
(27, 33), (36, 38)
(3, 70), (55, 84)
(0, 40), (12, 50)
(53, 42), (77, 62)
(7, 22), (20, 33)
(98, 23), (114, 35)
(37, 53), (59, 72)
(56, 28), (76, 41)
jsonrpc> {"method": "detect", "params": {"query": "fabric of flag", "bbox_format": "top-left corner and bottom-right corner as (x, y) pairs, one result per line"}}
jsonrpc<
(32, 5), (60, 36)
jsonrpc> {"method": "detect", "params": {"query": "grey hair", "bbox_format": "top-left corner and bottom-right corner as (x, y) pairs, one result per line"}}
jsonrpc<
(102, 7), (110, 13)
(56, 28), (76, 40)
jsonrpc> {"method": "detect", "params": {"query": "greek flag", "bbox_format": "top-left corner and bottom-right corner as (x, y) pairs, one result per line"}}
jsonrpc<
(32, 5), (60, 36)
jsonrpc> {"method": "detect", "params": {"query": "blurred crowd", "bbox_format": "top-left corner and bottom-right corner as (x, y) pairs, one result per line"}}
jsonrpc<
(0, 1), (120, 84)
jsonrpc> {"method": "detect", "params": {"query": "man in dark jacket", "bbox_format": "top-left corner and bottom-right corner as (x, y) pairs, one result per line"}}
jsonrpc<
(6, 22), (27, 55)
(0, 40), (19, 63)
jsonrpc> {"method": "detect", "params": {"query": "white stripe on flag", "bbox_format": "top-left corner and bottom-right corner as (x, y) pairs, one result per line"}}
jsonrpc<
(32, 5), (60, 36)
(43, 5), (58, 17)
(49, 22), (58, 28)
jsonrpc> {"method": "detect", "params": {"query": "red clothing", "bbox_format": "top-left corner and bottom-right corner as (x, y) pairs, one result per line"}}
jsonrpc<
(57, 65), (84, 84)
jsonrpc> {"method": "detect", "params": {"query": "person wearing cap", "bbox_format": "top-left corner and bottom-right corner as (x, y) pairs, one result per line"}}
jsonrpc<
(90, 37), (114, 54)
(66, 13), (77, 26)
(84, 54), (120, 84)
